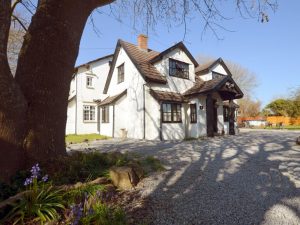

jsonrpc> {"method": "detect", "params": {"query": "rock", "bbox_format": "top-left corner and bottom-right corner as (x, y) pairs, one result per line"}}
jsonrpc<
(128, 162), (144, 179)
(297, 137), (300, 145)
(89, 177), (109, 185)
(109, 166), (140, 190)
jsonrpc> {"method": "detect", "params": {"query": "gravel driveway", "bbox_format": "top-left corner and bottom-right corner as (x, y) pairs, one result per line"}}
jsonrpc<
(69, 129), (300, 225)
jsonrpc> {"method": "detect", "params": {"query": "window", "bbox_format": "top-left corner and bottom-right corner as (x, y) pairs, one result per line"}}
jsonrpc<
(83, 105), (95, 121)
(102, 106), (109, 123)
(117, 63), (124, 83)
(190, 104), (197, 123)
(162, 103), (182, 123)
(212, 72), (225, 79)
(169, 58), (189, 79)
(223, 106), (229, 122)
(86, 76), (93, 88)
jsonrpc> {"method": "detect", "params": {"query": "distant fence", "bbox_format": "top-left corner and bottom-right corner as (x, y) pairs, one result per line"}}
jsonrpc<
(266, 116), (300, 125)
(238, 116), (300, 126)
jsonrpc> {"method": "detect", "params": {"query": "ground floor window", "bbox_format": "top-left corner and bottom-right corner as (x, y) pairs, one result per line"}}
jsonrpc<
(102, 106), (109, 123)
(190, 104), (197, 123)
(162, 103), (182, 123)
(83, 105), (95, 121)
(223, 106), (229, 122)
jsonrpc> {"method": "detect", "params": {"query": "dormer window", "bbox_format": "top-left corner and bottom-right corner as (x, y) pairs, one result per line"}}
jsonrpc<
(169, 58), (189, 79)
(212, 71), (226, 79)
(86, 76), (93, 88)
(117, 63), (124, 83)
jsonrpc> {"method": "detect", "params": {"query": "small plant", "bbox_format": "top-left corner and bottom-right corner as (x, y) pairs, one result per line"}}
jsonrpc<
(5, 164), (64, 225)
(65, 188), (126, 225)
(142, 156), (165, 174)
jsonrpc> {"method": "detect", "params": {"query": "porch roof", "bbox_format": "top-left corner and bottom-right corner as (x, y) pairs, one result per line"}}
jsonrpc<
(184, 76), (243, 100)
(98, 89), (127, 106)
(150, 89), (188, 103)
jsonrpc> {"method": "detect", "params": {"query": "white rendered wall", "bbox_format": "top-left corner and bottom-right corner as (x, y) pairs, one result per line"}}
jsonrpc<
(145, 87), (161, 140)
(99, 105), (113, 137)
(105, 48), (146, 139)
(66, 98), (76, 134)
(66, 56), (112, 135)
(114, 95), (129, 138)
(212, 64), (228, 75)
(198, 63), (229, 82)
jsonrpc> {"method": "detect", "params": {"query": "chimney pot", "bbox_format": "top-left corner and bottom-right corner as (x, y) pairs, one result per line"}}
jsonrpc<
(138, 34), (148, 50)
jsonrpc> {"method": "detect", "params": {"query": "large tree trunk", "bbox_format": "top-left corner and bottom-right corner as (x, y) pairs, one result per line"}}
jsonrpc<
(0, 0), (114, 181)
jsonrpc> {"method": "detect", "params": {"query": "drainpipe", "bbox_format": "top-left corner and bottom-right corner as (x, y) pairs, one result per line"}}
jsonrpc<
(159, 101), (163, 141)
(143, 84), (146, 139)
(112, 105), (115, 138)
(75, 74), (78, 134)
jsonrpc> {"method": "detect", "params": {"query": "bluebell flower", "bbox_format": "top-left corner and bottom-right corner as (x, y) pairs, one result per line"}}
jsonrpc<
(42, 174), (48, 182)
(30, 163), (40, 178)
(24, 177), (33, 186)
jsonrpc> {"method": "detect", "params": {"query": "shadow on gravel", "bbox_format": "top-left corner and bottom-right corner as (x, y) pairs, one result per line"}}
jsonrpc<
(130, 132), (300, 225)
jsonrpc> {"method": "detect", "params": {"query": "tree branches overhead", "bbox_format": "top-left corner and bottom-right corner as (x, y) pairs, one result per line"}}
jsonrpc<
(108, 0), (277, 39)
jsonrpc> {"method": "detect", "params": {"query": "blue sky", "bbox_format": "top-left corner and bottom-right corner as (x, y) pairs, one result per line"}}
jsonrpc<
(76, 0), (300, 107)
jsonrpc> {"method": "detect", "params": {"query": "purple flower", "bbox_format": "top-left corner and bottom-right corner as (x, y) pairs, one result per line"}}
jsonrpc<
(42, 174), (48, 182)
(24, 177), (33, 186)
(30, 163), (40, 179)
(70, 203), (84, 225)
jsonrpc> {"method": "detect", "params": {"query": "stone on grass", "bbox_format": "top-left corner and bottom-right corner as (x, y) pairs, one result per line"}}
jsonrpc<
(109, 166), (140, 190)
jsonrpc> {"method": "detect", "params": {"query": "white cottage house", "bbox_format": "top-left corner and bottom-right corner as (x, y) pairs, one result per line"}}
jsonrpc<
(66, 35), (243, 140)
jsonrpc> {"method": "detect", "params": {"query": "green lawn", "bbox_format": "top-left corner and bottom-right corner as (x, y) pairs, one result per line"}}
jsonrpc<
(265, 125), (300, 130)
(66, 133), (109, 144)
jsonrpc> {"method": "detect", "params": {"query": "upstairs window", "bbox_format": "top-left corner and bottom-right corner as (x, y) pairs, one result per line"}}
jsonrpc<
(86, 76), (93, 88)
(190, 104), (197, 123)
(162, 103), (182, 123)
(212, 71), (226, 79)
(169, 58), (189, 79)
(117, 63), (124, 83)
(83, 105), (95, 121)
(102, 106), (109, 123)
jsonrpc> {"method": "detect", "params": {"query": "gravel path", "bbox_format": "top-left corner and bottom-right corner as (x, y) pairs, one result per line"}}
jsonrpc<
(69, 130), (300, 225)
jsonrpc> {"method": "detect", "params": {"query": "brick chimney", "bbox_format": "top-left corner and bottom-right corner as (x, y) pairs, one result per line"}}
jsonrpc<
(138, 34), (148, 50)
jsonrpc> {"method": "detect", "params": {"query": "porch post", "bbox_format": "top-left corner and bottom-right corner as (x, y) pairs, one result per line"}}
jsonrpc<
(206, 93), (214, 137)
(229, 99), (235, 135)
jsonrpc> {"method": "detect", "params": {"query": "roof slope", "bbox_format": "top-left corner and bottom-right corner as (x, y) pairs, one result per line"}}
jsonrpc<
(150, 89), (188, 103)
(98, 89), (127, 106)
(184, 76), (227, 96)
(103, 40), (167, 93)
(196, 58), (232, 76)
(149, 42), (199, 67)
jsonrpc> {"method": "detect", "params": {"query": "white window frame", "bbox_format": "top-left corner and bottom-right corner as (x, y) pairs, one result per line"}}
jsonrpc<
(86, 76), (93, 88)
(83, 105), (96, 122)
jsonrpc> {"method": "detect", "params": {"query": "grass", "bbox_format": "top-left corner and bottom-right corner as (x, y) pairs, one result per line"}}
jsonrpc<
(264, 125), (300, 130)
(66, 133), (109, 144)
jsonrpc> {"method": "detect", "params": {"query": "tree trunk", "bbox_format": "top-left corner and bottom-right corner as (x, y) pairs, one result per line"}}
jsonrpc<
(0, 0), (114, 181)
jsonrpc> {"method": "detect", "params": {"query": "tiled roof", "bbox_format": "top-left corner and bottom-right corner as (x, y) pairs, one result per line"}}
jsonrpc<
(150, 89), (188, 103)
(195, 59), (216, 73)
(120, 40), (167, 84)
(98, 89), (127, 106)
(184, 76), (227, 96)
